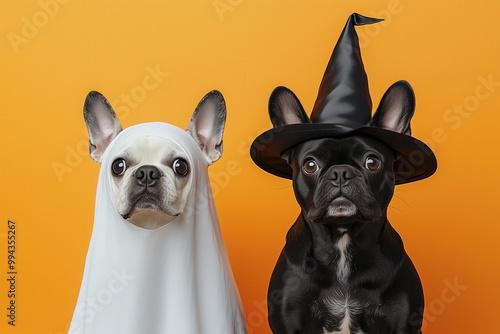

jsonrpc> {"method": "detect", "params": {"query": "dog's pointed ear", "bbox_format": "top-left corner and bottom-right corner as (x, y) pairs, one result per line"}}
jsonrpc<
(83, 91), (122, 163)
(370, 81), (415, 136)
(187, 90), (226, 164)
(269, 86), (310, 128)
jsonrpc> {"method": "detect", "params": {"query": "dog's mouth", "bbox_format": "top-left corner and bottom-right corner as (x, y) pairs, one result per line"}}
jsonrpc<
(307, 196), (379, 225)
(326, 197), (358, 218)
(308, 196), (357, 223)
(121, 193), (181, 230)
(122, 193), (175, 220)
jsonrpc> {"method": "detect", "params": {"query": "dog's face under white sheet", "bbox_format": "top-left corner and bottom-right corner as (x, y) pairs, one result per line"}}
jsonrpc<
(110, 136), (193, 230)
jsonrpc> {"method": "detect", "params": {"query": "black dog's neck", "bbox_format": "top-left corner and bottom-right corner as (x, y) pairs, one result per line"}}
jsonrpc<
(303, 211), (387, 249)
(284, 211), (405, 288)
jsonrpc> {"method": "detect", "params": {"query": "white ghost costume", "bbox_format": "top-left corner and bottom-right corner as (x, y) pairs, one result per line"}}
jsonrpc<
(69, 122), (247, 334)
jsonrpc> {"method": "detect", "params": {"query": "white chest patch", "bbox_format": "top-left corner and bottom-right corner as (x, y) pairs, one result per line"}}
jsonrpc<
(323, 307), (351, 334)
(322, 233), (367, 334)
(336, 233), (351, 283)
(322, 290), (367, 334)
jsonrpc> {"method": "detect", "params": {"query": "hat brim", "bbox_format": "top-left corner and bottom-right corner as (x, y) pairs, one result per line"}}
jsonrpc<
(250, 123), (437, 185)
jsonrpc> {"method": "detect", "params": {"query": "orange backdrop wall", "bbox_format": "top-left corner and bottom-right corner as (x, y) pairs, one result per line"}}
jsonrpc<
(1, 0), (499, 333)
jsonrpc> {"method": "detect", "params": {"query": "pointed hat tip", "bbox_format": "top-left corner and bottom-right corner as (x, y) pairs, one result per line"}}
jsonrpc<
(351, 13), (384, 25)
(310, 13), (384, 124)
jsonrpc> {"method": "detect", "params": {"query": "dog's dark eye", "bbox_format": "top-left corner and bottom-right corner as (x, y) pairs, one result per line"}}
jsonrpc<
(365, 156), (381, 171)
(111, 158), (126, 176)
(303, 159), (319, 174)
(173, 158), (189, 176)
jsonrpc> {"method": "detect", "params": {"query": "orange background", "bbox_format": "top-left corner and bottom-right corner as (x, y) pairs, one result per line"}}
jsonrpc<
(1, 0), (499, 333)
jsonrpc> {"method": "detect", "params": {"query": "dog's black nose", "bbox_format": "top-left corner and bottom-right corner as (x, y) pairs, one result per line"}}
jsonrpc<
(330, 165), (355, 187)
(135, 165), (161, 187)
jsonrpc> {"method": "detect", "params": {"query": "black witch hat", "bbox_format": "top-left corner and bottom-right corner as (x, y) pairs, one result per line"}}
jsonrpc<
(250, 13), (437, 184)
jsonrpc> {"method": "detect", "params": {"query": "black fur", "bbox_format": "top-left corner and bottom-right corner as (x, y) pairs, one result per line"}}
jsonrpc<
(267, 137), (424, 334)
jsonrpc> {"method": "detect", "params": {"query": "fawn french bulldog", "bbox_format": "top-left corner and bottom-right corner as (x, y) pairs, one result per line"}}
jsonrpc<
(70, 90), (247, 334)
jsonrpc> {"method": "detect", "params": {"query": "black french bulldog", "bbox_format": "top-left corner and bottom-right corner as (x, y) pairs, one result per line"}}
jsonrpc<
(266, 82), (424, 334)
